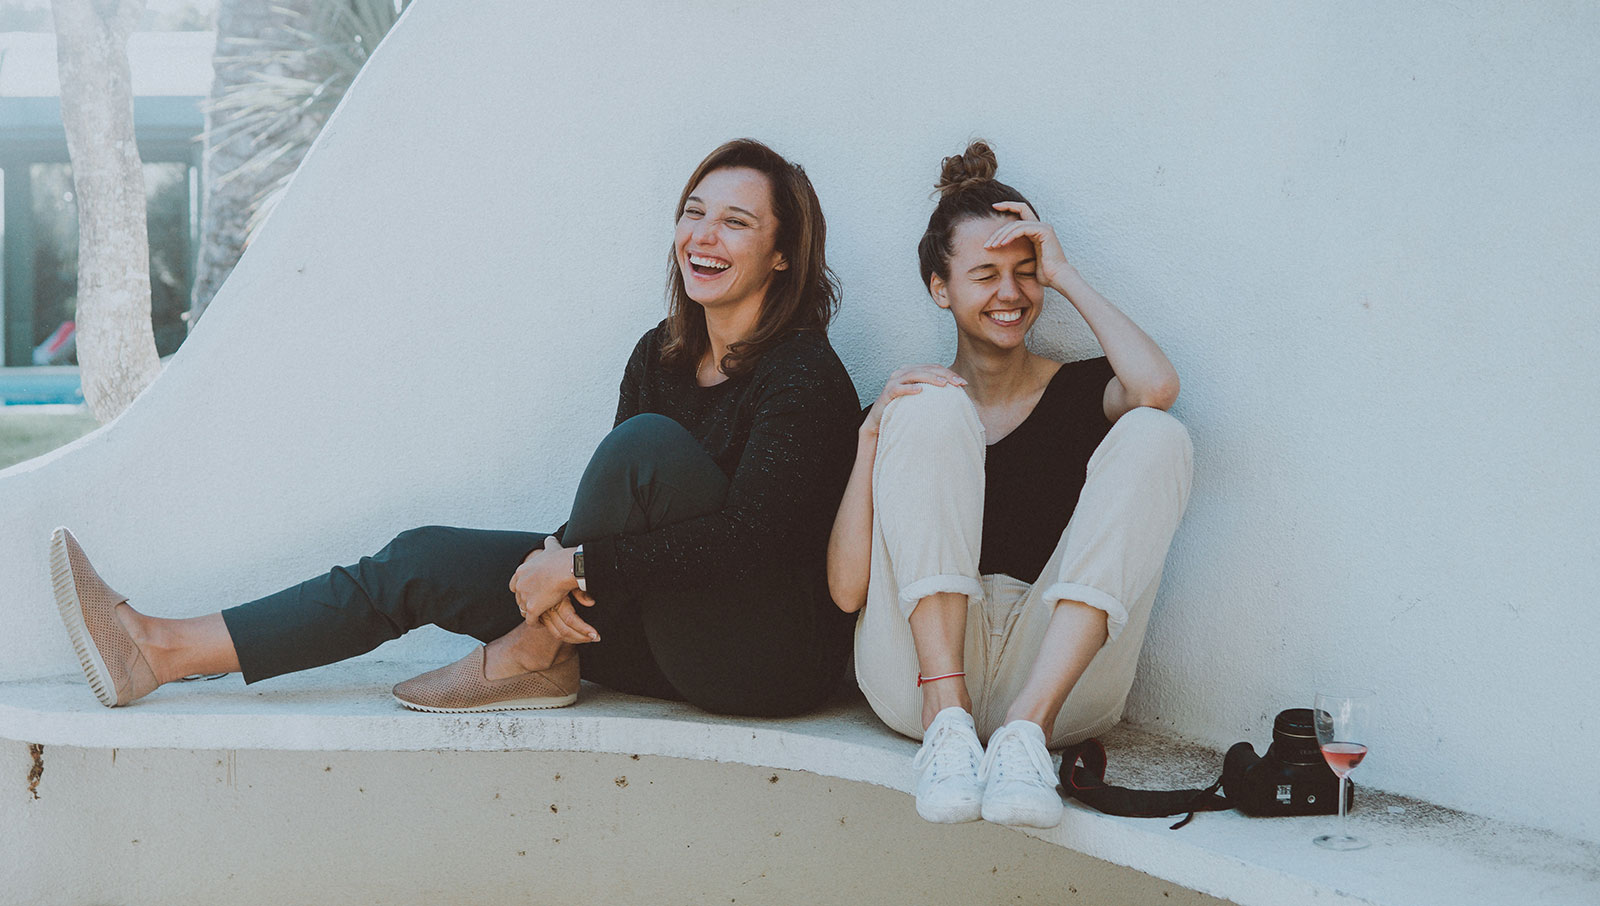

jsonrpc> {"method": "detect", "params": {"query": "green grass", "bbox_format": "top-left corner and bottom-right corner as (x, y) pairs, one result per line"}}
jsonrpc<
(0, 408), (101, 470)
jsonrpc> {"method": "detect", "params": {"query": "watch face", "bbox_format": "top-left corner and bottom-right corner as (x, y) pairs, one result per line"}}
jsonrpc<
(572, 551), (586, 577)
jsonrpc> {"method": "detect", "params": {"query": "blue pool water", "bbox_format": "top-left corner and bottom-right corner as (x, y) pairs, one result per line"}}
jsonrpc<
(0, 370), (85, 406)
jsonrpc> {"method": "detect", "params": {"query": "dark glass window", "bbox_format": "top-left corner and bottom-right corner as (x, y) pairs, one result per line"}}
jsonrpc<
(24, 161), (193, 363)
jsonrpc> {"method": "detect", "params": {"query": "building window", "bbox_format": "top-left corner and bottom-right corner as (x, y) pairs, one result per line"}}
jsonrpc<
(4, 160), (195, 366)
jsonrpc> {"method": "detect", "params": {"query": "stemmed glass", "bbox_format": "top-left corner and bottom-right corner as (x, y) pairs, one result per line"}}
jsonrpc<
(1313, 689), (1374, 850)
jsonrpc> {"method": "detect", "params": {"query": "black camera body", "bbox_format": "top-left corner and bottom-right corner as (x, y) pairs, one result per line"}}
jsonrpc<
(1223, 708), (1353, 817)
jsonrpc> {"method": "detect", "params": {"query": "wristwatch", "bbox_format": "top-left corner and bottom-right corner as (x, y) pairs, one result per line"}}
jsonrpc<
(571, 544), (586, 592)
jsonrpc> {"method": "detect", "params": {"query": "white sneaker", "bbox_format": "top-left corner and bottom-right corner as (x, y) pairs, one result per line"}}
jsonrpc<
(979, 719), (1063, 828)
(911, 707), (985, 823)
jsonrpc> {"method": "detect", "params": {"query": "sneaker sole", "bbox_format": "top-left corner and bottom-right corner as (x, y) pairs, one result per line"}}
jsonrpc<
(916, 799), (983, 824)
(981, 799), (1064, 828)
(50, 528), (119, 708)
(391, 692), (579, 713)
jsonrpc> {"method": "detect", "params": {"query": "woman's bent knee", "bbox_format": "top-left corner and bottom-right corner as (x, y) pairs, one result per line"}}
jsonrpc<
(588, 414), (704, 473)
(1117, 405), (1188, 442)
(369, 525), (474, 593)
(383, 525), (453, 560)
(1102, 407), (1192, 467)
(597, 413), (694, 457)
(878, 383), (983, 448)
(611, 412), (687, 440)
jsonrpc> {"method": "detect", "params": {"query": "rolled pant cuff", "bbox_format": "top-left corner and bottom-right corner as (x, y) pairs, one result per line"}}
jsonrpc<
(1037, 581), (1129, 643)
(897, 574), (983, 619)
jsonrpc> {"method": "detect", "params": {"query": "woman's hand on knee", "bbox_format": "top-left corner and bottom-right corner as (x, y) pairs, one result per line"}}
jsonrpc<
(862, 365), (967, 438)
(539, 592), (600, 644)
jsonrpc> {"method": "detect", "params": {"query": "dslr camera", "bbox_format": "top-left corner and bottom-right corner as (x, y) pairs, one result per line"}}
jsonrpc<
(1223, 708), (1354, 816)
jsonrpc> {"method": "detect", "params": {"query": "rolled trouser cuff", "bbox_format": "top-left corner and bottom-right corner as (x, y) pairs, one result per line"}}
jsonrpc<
(897, 574), (984, 619)
(1037, 581), (1128, 643)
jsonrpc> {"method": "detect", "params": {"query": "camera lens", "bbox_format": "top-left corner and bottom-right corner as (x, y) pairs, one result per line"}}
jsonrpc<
(1271, 708), (1325, 765)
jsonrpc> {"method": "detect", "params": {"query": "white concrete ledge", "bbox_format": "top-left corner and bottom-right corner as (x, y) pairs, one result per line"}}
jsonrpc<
(3, 662), (1596, 906)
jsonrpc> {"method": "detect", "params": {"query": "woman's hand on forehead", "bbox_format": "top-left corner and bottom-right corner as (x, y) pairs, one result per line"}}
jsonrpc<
(985, 201), (1073, 288)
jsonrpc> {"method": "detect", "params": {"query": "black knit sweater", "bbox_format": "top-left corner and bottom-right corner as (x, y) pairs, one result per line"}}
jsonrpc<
(580, 322), (862, 610)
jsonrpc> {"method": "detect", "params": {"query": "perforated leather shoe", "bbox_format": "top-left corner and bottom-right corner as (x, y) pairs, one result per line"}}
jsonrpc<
(50, 527), (158, 708)
(392, 646), (579, 712)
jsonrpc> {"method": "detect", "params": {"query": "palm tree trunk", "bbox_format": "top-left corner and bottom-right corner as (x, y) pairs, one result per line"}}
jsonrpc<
(51, 0), (161, 423)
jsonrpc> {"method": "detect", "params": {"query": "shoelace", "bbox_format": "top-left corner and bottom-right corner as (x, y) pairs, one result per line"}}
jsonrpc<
(978, 724), (1057, 786)
(913, 720), (982, 781)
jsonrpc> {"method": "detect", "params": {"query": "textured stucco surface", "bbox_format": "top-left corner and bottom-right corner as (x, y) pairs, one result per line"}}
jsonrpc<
(0, 0), (1595, 848)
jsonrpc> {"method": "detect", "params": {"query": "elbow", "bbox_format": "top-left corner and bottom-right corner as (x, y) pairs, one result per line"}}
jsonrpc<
(1136, 372), (1180, 411)
(832, 576), (870, 617)
(827, 562), (867, 614)
(826, 517), (869, 614)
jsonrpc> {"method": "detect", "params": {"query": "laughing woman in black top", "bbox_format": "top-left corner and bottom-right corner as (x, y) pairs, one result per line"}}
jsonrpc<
(53, 139), (860, 718)
(828, 141), (1194, 827)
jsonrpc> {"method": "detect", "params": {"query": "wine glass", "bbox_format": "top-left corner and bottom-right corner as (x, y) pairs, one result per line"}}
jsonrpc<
(1313, 689), (1374, 850)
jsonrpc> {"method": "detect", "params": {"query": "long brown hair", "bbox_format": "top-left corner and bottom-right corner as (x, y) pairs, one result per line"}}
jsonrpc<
(660, 139), (839, 378)
(917, 139), (1035, 290)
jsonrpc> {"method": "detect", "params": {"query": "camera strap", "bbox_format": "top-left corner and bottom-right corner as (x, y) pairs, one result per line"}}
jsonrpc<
(1058, 738), (1231, 830)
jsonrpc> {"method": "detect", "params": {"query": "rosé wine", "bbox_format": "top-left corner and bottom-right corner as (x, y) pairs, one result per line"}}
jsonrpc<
(1320, 742), (1368, 778)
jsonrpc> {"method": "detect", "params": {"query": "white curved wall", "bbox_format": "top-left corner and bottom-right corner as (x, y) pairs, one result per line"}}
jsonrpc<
(1, 0), (1595, 844)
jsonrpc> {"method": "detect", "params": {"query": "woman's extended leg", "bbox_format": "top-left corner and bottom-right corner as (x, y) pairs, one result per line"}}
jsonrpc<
(58, 410), (733, 710)
(57, 411), (825, 712)
(50, 523), (544, 707)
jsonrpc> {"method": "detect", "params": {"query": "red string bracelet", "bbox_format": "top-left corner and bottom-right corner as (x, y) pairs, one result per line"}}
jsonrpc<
(917, 671), (966, 687)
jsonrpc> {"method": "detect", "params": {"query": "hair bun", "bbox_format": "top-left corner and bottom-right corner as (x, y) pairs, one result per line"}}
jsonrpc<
(935, 140), (999, 197)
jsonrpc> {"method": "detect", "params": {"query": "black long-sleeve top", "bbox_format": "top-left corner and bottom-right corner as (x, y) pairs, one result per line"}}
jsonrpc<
(580, 321), (862, 608)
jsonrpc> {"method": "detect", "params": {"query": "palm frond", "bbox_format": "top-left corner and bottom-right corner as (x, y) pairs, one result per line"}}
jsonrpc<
(203, 0), (412, 241)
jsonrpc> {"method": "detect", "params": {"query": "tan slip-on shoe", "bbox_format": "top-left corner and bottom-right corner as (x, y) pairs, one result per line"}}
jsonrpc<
(50, 527), (159, 708)
(392, 646), (579, 713)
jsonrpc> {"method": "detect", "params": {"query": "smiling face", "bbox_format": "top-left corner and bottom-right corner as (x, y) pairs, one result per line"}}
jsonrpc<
(673, 166), (789, 319)
(929, 214), (1042, 351)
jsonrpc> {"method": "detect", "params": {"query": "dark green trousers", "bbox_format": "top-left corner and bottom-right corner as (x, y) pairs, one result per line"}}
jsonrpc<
(221, 414), (851, 717)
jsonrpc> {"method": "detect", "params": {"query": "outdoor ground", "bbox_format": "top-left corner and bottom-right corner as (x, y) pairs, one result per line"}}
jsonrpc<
(0, 407), (99, 470)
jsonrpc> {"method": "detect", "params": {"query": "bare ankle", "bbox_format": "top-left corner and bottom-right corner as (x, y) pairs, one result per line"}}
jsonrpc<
(517, 644), (564, 673)
(485, 625), (570, 680)
(1002, 702), (1052, 733)
(919, 676), (972, 729)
